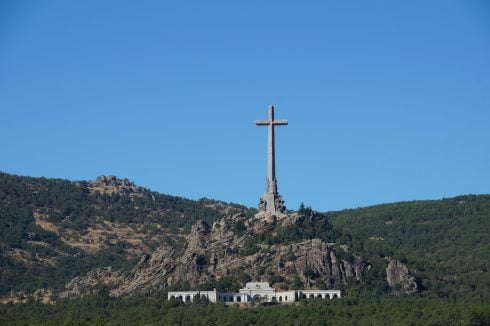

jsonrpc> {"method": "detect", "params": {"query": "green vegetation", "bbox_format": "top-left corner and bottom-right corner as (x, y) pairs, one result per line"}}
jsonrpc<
(243, 214), (340, 249)
(0, 174), (132, 294)
(0, 293), (488, 325)
(236, 196), (490, 301)
(1, 172), (489, 323)
(328, 195), (490, 301)
(0, 172), (252, 232)
(237, 195), (489, 301)
(0, 172), (253, 295)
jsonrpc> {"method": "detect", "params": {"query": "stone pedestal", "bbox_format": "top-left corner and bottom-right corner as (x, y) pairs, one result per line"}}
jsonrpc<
(258, 188), (285, 216)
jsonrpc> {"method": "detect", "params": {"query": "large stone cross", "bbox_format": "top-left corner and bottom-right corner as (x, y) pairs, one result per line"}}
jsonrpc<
(255, 105), (288, 215)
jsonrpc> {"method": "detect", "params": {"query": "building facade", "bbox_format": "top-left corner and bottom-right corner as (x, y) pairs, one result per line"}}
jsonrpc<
(168, 282), (341, 304)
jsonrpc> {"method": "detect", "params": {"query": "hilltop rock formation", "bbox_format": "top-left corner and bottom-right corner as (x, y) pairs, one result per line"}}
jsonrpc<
(89, 175), (143, 196)
(63, 212), (370, 297)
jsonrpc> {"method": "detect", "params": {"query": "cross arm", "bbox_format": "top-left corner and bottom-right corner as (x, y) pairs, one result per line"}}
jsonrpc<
(273, 120), (288, 125)
(255, 120), (271, 126)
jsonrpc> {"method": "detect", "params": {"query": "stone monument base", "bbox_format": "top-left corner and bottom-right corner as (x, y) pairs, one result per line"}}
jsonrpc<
(257, 191), (286, 217)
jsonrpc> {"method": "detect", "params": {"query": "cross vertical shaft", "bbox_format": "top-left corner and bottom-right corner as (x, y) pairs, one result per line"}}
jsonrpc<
(268, 106), (275, 192)
(255, 105), (288, 215)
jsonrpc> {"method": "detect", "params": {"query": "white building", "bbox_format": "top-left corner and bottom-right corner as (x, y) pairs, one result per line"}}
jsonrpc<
(168, 282), (341, 304)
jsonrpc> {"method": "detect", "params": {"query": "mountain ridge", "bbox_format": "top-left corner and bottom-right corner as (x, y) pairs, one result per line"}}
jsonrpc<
(0, 172), (488, 304)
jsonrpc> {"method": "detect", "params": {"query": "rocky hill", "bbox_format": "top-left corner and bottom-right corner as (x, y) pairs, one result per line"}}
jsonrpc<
(0, 172), (253, 300)
(60, 212), (370, 299)
(0, 172), (488, 303)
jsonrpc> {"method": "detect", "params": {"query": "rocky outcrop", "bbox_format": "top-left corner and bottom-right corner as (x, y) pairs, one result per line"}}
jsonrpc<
(386, 260), (418, 294)
(114, 245), (177, 296)
(60, 267), (125, 298)
(245, 213), (277, 234)
(89, 175), (143, 196)
(60, 212), (371, 297)
(256, 239), (369, 289)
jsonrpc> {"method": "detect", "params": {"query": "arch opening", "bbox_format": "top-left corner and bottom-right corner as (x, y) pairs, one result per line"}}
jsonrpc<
(253, 294), (263, 303)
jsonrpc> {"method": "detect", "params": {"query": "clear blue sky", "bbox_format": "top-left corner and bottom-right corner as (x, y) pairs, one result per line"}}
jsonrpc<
(1, 0), (489, 211)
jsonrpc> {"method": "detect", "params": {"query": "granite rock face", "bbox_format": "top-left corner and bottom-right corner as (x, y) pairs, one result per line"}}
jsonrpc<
(386, 259), (418, 294)
(89, 175), (143, 196)
(60, 267), (125, 299)
(63, 213), (371, 297)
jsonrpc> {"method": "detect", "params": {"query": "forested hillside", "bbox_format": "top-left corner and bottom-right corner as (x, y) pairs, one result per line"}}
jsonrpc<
(328, 196), (490, 301)
(0, 172), (253, 295)
(1, 294), (489, 325)
(0, 172), (489, 319)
